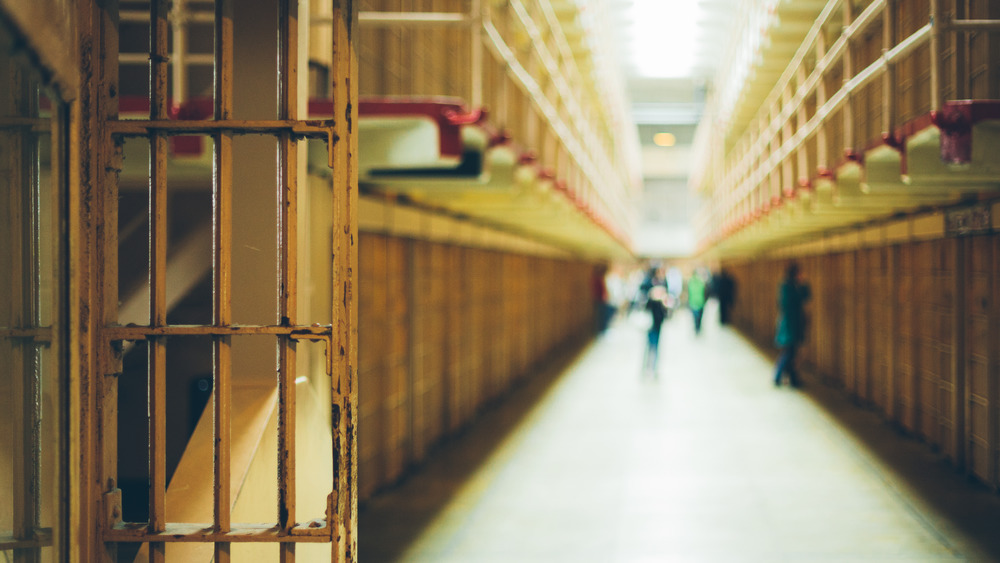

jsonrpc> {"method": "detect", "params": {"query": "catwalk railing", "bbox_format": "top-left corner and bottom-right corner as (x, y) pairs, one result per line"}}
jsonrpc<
(346, 0), (641, 257)
(694, 0), (1000, 256)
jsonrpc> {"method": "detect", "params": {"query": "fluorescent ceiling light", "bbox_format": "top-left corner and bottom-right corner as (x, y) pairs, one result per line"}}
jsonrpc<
(627, 0), (706, 77)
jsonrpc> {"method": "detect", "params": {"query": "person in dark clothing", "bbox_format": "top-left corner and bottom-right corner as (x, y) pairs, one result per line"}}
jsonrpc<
(644, 286), (669, 375)
(774, 262), (810, 387)
(592, 266), (612, 334)
(714, 269), (735, 325)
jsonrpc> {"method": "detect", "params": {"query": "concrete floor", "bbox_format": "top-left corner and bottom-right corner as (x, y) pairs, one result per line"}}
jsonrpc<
(359, 303), (1000, 562)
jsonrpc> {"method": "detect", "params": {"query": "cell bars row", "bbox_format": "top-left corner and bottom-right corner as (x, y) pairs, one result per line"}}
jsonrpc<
(0, 86), (60, 554)
(101, 0), (346, 557)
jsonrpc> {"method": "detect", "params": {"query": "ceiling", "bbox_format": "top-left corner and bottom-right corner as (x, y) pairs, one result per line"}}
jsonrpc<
(603, 0), (740, 258)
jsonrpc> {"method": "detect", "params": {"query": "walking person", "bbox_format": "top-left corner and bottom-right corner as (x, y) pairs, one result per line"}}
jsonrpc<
(643, 286), (669, 376)
(774, 262), (811, 387)
(714, 268), (735, 325)
(686, 269), (707, 335)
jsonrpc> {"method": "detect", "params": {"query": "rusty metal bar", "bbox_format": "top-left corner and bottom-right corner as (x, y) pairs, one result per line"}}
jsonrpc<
(0, 529), (53, 551)
(108, 119), (334, 136)
(105, 324), (332, 339)
(0, 327), (54, 341)
(213, 0), (234, 561)
(119, 52), (216, 66)
(104, 523), (332, 542)
(0, 117), (50, 131)
(331, 1), (360, 560)
(97, 2), (124, 560)
(277, 2), (299, 560)
(148, 3), (169, 561)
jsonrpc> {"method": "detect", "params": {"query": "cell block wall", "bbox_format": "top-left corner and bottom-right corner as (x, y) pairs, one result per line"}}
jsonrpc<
(357, 232), (597, 500)
(725, 229), (1000, 487)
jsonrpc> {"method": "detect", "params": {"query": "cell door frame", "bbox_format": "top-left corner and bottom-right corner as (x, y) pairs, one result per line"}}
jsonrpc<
(74, 0), (360, 560)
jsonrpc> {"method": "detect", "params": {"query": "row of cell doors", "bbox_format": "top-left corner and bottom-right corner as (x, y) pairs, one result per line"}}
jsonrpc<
(806, 235), (1000, 487)
(728, 233), (1000, 489)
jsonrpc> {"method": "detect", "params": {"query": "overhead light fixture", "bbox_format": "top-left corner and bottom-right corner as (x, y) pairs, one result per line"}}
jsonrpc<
(653, 132), (676, 147)
(628, 0), (706, 77)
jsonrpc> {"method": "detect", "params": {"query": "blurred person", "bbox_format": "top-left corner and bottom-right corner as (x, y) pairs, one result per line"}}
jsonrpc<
(774, 262), (811, 387)
(592, 265), (611, 334)
(644, 286), (669, 375)
(714, 268), (736, 325)
(666, 266), (683, 300)
(605, 266), (627, 323)
(625, 266), (646, 313)
(687, 269), (707, 335)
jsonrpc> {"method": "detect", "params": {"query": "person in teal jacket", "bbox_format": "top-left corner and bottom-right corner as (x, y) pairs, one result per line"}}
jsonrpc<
(687, 270), (707, 335)
(774, 262), (811, 387)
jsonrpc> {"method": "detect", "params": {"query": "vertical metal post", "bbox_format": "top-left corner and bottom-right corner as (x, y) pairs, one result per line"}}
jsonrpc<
(842, 1), (856, 155)
(471, 0), (483, 108)
(930, 0), (945, 111)
(7, 62), (33, 563)
(796, 65), (808, 186)
(277, 2), (299, 560)
(172, 0), (189, 104)
(148, 1), (169, 560)
(781, 86), (793, 196)
(953, 0), (967, 100)
(816, 32), (829, 171)
(331, 0), (359, 560)
(213, 0), (234, 560)
(883, 0), (897, 137)
(92, 0), (122, 559)
(990, 238), (1000, 488)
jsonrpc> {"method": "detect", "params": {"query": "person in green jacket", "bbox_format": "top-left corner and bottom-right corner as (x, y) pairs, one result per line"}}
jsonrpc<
(687, 269), (707, 335)
(774, 262), (811, 387)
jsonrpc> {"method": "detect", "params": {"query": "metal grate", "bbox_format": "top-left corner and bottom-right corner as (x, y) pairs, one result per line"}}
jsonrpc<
(0, 20), (66, 557)
(98, 0), (358, 560)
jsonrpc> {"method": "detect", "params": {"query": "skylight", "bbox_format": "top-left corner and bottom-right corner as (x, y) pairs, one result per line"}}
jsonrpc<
(627, 0), (708, 78)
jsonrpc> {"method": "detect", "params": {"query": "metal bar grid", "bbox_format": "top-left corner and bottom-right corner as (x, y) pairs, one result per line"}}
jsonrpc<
(98, 1), (357, 557)
(5, 62), (36, 562)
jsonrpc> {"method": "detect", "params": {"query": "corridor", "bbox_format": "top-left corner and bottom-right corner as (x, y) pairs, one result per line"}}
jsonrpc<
(359, 304), (1000, 562)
